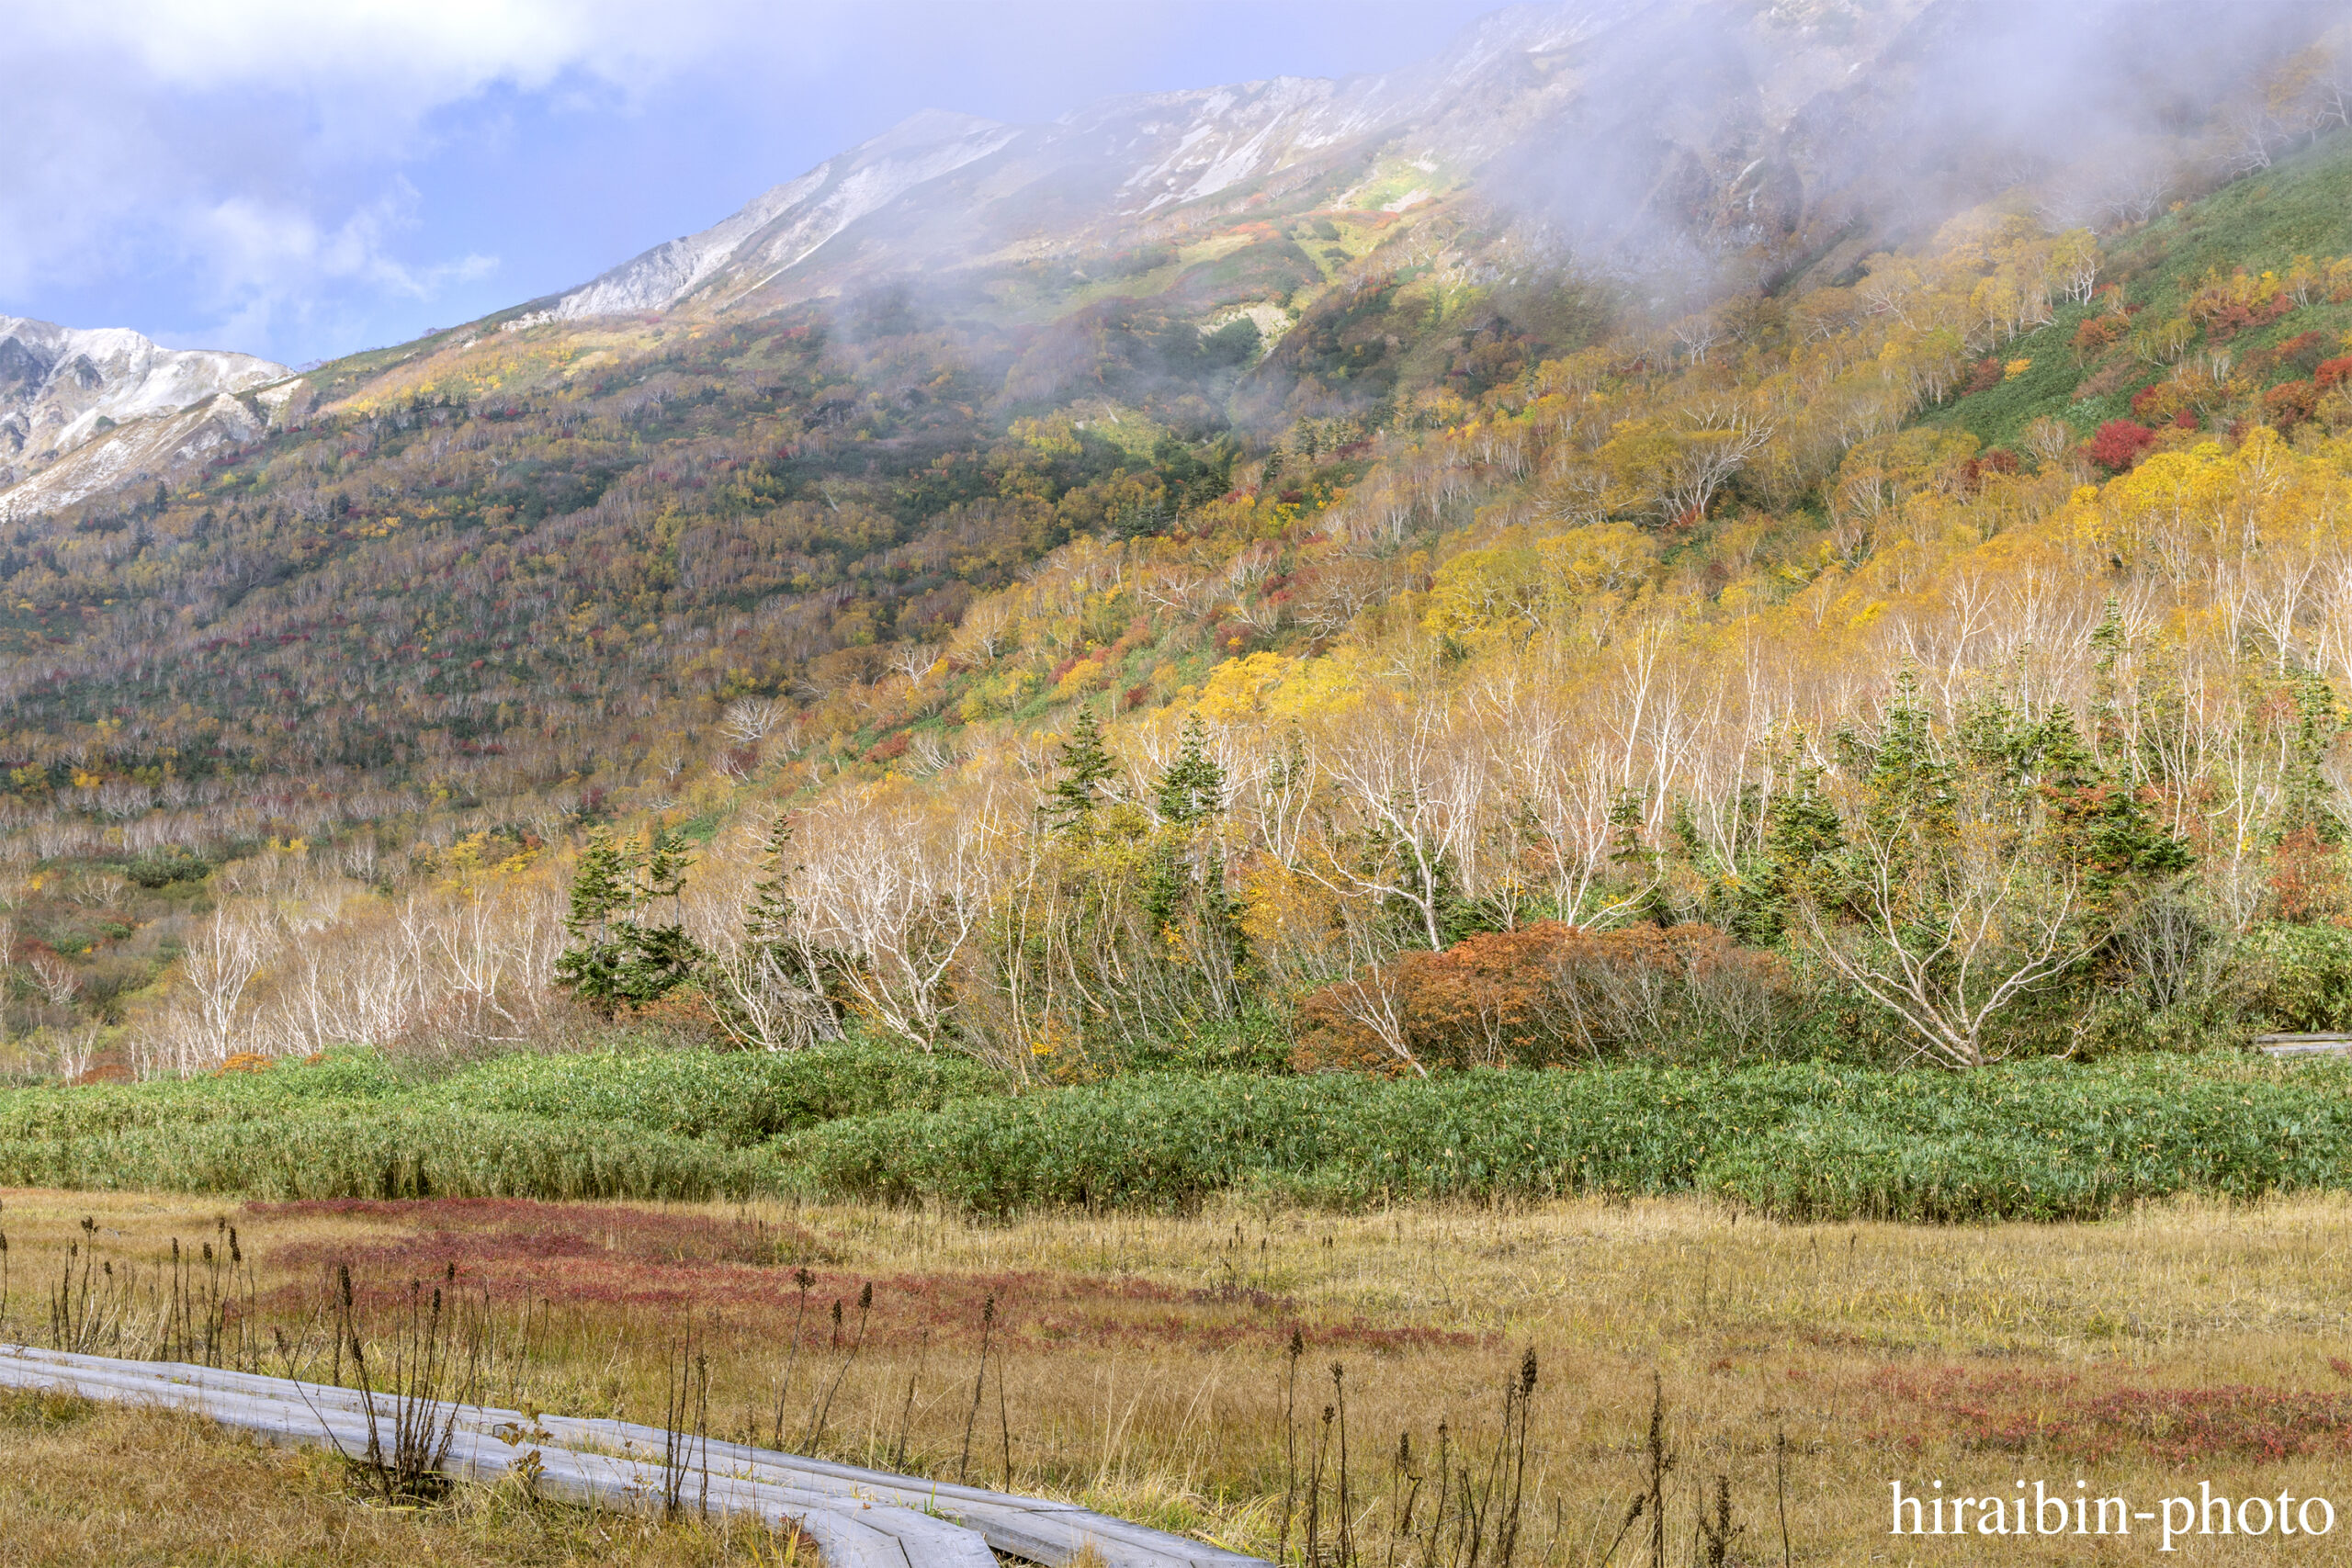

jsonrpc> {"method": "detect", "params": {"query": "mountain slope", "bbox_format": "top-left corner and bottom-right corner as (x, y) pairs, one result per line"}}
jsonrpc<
(546, 0), (1908, 321)
(0, 393), (273, 523)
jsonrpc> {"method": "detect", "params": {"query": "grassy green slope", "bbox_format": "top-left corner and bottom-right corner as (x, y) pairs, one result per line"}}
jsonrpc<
(1924, 130), (2352, 452)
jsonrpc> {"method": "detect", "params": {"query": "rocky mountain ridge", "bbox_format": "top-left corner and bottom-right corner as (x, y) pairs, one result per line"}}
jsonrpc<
(538, 0), (2328, 326)
(0, 0), (2336, 525)
(545, 0), (1876, 321)
(0, 318), (285, 486)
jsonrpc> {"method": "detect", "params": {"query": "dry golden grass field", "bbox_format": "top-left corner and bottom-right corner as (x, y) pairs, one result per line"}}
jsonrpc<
(6, 1188), (2352, 1565)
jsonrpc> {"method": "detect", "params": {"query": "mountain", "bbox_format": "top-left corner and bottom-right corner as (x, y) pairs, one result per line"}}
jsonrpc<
(539, 0), (2334, 325)
(545, 0), (1868, 321)
(0, 318), (290, 523)
(0, 0), (2335, 814)
(0, 319), (286, 479)
(3, 0), (2326, 525)
(0, 0), (2348, 1065)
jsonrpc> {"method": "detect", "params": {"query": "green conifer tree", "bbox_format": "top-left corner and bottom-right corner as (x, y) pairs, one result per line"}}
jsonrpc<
(1155, 715), (1226, 826)
(1044, 705), (1118, 834)
(554, 829), (637, 1010)
(1142, 714), (1250, 998)
(617, 827), (701, 1002)
(555, 826), (705, 1010)
(741, 814), (798, 961)
(2033, 705), (2193, 913)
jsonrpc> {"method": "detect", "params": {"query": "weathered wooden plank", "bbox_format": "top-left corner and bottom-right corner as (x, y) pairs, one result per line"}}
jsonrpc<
(0, 1346), (1268, 1568)
(0, 1348), (952, 1568)
(2255, 1033), (2352, 1056)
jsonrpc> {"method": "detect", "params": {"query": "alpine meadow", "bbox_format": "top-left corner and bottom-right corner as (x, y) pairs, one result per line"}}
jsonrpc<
(13, 3), (2352, 1563)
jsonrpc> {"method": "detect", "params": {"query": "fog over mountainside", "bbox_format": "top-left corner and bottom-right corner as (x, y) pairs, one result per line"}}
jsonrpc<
(547, 0), (2337, 321)
(1, 0), (2335, 523)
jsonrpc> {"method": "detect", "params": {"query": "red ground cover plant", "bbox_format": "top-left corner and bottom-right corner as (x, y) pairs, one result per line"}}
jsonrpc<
(251, 1199), (1477, 1355)
(1869, 1365), (2352, 1464)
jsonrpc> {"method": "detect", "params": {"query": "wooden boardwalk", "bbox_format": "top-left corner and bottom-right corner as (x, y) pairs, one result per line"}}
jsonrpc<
(0, 1345), (1268, 1568)
(2254, 1033), (2352, 1058)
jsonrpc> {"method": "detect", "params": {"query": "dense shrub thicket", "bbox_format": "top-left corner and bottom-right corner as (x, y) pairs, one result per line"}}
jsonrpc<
(443, 1040), (998, 1145)
(787, 1055), (2352, 1221)
(0, 1107), (778, 1202)
(9, 1046), (2352, 1222)
(0, 1040), (994, 1149)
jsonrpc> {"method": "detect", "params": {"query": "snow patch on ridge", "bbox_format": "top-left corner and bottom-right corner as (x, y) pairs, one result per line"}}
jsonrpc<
(553, 112), (1017, 318)
(0, 392), (263, 521)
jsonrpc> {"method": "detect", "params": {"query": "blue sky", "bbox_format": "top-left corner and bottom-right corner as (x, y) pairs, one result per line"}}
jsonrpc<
(1, 1), (1501, 368)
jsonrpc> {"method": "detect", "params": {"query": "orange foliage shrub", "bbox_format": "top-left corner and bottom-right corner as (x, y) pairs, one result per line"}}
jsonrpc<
(2073, 314), (2125, 355)
(628, 988), (729, 1043)
(1398, 922), (1576, 1067)
(1291, 971), (1420, 1077)
(1291, 920), (1799, 1074)
(2267, 825), (2349, 924)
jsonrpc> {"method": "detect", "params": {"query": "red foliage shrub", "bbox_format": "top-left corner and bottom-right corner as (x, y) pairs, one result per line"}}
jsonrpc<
(1959, 450), (2020, 490)
(1964, 357), (2002, 396)
(864, 732), (910, 764)
(2264, 378), (2319, 429)
(2270, 331), (2329, 378)
(2086, 419), (2159, 472)
(2199, 293), (2293, 343)
(2317, 355), (2352, 391)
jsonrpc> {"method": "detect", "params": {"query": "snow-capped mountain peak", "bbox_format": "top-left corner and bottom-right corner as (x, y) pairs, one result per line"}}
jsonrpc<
(0, 318), (286, 475)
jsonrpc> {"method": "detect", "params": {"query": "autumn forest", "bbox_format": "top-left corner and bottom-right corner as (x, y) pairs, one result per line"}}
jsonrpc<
(6, 50), (2352, 1112)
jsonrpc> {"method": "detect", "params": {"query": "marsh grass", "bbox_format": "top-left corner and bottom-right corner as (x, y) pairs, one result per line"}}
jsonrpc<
(0, 1387), (808, 1567)
(10, 1189), (2352, 1563)
(40, 1210), (261, 1363)
(329, 1260), (486, 1505)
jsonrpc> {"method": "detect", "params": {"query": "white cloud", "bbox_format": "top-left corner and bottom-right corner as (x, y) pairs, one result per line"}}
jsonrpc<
(17, 1), (725, 100)
(0, 0), (752, 355)
(199, 186), (497, 296)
